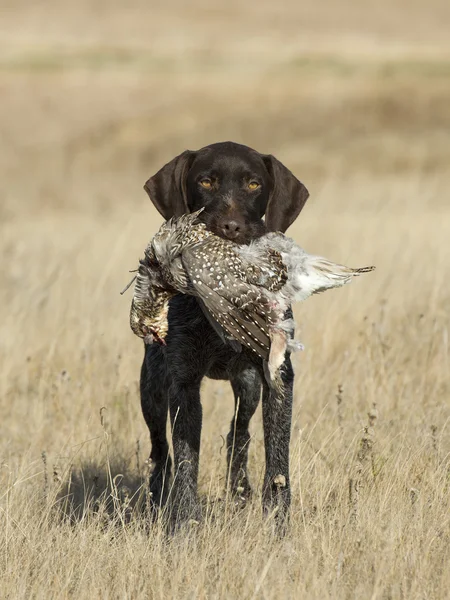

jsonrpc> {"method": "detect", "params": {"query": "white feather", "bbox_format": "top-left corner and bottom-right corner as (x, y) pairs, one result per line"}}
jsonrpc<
(238, 232), (374, 305)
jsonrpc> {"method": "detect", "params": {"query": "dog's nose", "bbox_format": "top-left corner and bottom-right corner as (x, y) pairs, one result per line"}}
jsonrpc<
(222, 220), (241, 239)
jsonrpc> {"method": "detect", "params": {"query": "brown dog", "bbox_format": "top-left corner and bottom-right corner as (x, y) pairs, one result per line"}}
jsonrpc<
(140, 141), (309, 530)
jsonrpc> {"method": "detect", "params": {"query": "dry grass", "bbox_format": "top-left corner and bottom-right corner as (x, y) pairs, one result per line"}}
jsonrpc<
(1, 1), (450, 598)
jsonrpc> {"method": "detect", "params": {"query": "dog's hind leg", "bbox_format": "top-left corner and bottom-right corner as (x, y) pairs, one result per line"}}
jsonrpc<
(140, 343), (172, 514)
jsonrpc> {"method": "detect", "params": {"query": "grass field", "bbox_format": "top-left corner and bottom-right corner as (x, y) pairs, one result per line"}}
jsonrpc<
(1, 1), (450, 598)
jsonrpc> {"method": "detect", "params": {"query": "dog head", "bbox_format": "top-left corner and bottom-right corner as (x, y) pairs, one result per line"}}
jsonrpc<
(144, 141), (309, 244)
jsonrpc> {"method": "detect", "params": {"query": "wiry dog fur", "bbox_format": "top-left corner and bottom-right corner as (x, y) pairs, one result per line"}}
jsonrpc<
(139, 141), (309, 530)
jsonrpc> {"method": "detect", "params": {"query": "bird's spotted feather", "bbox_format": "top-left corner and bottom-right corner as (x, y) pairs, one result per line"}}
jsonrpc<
(181, 239), (284, 360)
(129, 210), (375, 388)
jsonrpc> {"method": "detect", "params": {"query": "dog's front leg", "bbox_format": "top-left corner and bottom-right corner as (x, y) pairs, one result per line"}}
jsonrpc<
(261, 354), (293, 534)
(227, 363), (262, 501)
(168, 378), (202, 528)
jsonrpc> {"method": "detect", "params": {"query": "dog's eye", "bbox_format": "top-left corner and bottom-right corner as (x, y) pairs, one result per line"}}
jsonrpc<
(248, 181), (260, 190)
(199, 179), (212, 189)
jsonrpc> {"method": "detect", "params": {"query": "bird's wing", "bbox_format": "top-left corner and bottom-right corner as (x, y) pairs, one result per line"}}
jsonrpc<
(196, 297), (242, 353)
(193, 282), (271, 360)
(181, 242), (276, 360)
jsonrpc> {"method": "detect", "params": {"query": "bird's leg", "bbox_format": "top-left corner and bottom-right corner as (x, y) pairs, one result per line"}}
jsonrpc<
(227, 364), (262, 502)
(261, 353), (293, 535)
(266, 328), (288, 392)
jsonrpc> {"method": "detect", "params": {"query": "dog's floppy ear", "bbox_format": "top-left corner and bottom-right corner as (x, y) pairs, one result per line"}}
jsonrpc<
(144, 150), (196, 219)
(263, 154), (309, 233)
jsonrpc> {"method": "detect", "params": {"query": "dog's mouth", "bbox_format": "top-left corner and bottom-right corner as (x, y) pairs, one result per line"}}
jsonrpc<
(218, 230), (250, 244)
(198, 216), (266, 245)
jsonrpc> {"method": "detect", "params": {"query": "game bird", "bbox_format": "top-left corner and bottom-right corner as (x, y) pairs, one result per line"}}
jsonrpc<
(129, 209), (374, 390)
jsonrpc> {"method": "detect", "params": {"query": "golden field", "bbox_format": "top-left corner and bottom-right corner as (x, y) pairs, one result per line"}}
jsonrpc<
(1, 1), (449, 598)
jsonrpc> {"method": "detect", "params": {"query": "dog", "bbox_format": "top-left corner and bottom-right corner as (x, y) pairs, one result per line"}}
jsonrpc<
(140, 141), (309, 530)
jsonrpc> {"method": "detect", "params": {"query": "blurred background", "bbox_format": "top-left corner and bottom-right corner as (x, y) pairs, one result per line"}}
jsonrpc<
(1, 0), (450, 220)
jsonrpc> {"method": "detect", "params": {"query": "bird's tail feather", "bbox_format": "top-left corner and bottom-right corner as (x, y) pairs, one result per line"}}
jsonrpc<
(304, 256), (375, 294)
